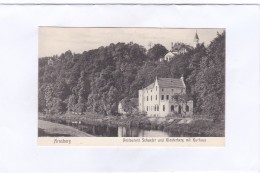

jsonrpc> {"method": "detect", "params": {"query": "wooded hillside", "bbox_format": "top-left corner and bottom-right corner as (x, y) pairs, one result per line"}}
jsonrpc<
(39, 32), (225, 121)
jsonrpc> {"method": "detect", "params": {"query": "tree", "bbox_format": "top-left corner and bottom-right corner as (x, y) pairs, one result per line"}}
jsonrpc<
(147, 44), (168, 61)
(120, 97), (138, 115)
(38, 33), (225, 120)
(44, 84), (55, 114)
(102, 86), (119, 115)
(75, 71), (90, 113)
(172, 93), (188, 116)
(191, 32), (225, 121)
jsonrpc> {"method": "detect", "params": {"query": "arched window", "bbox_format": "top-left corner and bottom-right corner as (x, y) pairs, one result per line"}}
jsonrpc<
(186, 105), (189, 112)
(171, 105), (174, 112)
(178, 105), (182, 114)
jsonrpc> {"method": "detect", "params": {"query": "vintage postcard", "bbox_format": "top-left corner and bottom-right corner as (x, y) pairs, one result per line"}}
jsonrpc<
(38, 27), (225, 146)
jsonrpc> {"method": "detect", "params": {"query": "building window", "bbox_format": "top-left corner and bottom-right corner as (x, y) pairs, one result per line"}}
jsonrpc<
(156, 86), (157, 91)
(166, 95), (169, 100)
(151, 96), (152, 101)
(147, 106), (148, 111)
(151, 90), (152, 92)
(161, 95), (164, 100)
(157, 105), (159, 111)
(171, 105), (174, 112)
(162, 89), (164, 92)
(147, 96), (148, 101)
(186, 105), (189, 112)
(172, 89), (174, 92)
(163, 105), (165, 111)
(147, 90), (148, 93)
(156, 95), (157, 100)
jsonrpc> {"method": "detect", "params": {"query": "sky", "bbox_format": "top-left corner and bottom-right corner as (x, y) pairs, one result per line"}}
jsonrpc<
(39, 27), (225, 58)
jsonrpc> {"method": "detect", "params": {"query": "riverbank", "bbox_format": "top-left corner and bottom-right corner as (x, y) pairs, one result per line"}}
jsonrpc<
(38, 120), (93, 137)
(39, 112), (224, 137)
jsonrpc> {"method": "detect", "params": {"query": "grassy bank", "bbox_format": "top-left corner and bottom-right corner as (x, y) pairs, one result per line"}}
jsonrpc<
(38, 120), (93, 137)
(39, 112), (224, 137)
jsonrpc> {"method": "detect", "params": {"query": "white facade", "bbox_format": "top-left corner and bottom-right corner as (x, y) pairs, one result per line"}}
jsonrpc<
(138, 77), (193, 117)
(118, 102), (127, 115)
(160, 51), (175, 62)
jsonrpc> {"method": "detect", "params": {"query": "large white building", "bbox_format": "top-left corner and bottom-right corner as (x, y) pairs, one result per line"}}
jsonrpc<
(138, 76), (193, 117)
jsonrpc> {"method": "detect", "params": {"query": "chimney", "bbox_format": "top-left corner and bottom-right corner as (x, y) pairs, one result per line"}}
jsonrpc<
(180, 74), (184, 81)
(180, 74), (186, 88)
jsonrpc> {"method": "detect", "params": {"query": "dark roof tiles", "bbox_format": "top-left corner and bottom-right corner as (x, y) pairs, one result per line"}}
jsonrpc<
(158, 78), (185, 88)
(144, 77), (185, 90)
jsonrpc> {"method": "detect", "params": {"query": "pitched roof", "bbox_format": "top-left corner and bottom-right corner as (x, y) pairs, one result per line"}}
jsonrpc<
(130, 98), (139, 107)
(143, 77), (185, 90)
(157, 78), (185, 88)
(165, 51), (174, 57)
(144, 83), (154, 89)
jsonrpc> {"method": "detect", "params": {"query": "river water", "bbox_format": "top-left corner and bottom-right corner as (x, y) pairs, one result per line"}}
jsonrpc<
(77, 124), (173, 137)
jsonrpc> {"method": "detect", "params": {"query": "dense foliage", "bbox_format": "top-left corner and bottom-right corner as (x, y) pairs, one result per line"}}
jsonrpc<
(39, 32), (225, 121)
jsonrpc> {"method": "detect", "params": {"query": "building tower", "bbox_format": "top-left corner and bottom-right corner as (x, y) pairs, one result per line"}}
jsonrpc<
(193, 30), (199, 48)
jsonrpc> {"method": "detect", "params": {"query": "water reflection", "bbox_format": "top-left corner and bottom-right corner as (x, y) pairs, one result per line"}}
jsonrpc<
(79, 124), (170, 137)
(117, 126), (169, 137)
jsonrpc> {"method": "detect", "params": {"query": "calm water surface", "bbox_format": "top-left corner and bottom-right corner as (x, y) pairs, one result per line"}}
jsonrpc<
(78, 124), (170, 137)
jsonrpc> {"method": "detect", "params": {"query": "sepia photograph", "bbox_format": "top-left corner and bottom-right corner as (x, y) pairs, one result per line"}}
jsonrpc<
(1, 2), (260, 172)
(38, 27), (225, 139)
